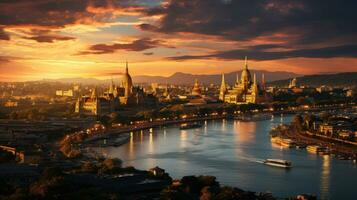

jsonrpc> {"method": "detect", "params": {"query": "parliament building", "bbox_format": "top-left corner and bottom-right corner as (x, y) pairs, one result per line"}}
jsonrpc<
(219, 57), (269, 104)
(75, 62), (152, 115)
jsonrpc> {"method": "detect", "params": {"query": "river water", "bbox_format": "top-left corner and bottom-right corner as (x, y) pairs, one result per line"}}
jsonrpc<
(97, 115), (357, 199)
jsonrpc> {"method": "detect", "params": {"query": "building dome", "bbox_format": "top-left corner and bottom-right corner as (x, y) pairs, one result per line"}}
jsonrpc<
(240, 56), (252, 87)
(121, 62), (133, 97)
(192, 79), (201, 96)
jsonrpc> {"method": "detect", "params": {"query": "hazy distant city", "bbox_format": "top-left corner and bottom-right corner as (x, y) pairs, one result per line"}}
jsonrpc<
(1, 1), (357, 200)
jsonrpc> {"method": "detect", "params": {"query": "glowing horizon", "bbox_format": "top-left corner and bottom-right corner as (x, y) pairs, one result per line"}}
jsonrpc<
(1, 1), (357, 82)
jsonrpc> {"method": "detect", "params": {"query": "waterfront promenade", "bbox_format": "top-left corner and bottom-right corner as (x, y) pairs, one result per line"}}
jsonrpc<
(86, 104), (355, 144)
(278, 126), (357, 158)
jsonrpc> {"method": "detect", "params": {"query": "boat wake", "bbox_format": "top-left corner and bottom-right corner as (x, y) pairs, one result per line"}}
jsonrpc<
(239, 156), (265, 164)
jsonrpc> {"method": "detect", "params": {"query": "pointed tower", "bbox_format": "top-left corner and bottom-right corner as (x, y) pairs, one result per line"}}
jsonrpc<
(122, 61), (133, 98)
(219, 73), (227, 101)
(125, 60), (129, 74)
(252, 73), (258, 103)
(261, 73), (266, 90)
(235, 73), (240, 86)
(240, 56), (252, 90)
(244, 56), (248, 69)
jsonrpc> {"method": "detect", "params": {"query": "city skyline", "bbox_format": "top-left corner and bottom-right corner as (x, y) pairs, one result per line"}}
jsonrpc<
(1, 0), (357, 81)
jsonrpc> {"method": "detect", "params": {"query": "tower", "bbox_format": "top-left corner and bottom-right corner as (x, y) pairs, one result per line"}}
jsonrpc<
(219, 73), (227, 101)
(252, 73), (258, 103)
(235, 73), (240, 86)
(261, 73), (266, 90)
(240, 56), (252, 90)
(122, 61), (133, 98)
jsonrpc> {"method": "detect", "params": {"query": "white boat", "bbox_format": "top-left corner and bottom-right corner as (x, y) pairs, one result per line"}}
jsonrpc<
(263, 159), (292, 168)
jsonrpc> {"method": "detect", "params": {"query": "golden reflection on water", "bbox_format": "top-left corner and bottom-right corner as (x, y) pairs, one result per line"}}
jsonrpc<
(221, 119), (227, 132)
(233, 121), (257, 144)
(320, 155), (330, 200)
(204, 120), (208, 135)
(140, 130), (143, 144)
(148, 132), (154, 153)
(180, 130), (188, 148)
(128, 132), (134, 160)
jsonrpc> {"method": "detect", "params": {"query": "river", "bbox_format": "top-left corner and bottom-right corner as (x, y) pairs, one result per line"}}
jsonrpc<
(96, 114), (357, 199)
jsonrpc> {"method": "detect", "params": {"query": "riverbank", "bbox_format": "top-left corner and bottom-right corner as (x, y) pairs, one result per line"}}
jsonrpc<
(271, 125), (357, 161)
(83, 104), (355, 148)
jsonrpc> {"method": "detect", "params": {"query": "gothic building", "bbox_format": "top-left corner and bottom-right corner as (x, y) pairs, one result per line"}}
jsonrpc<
(219, 57), (268, 104)
(75, 62), (154, 116)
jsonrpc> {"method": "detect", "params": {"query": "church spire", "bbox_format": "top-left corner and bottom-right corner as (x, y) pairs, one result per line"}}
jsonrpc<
(236, 73), (239, 84)
(125, 60), (129, 74)
(221, 73), (226, 88)
(244, 56), (248, 69)
(262, 73), (265, 90)
(219, 73), (227, 101)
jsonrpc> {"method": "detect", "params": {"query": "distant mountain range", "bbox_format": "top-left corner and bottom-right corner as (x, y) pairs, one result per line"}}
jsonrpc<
(41, 70), (301, 86)
(133, 70), (301, 85)
(268, 72), (357, 88)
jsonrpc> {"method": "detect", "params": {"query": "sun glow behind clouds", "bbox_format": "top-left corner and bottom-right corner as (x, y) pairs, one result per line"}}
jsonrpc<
(0, 0), (357, 81)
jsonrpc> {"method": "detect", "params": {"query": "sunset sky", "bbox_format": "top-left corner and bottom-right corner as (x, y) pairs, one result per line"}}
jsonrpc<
(0, 0), (357, 81)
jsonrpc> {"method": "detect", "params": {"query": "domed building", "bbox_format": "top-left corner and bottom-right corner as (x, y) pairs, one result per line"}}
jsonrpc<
(219, 57), (269, 104)
(191, 79), (202, 96)
(75, 62), (157, 116)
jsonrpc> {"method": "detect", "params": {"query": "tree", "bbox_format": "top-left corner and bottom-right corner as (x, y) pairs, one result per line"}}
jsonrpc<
(293, 114), (303, 131)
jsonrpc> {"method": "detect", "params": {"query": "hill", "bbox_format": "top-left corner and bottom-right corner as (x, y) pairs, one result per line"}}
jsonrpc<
(40, 70), (301, 86)
(268, 72), (357, 88)
(133, 70), (301, 85)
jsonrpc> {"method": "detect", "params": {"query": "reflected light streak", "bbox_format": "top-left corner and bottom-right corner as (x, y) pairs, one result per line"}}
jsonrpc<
(140, 130), (143, 144)
(320, 155), (330, 200)
(221, 119), (227, 132)
(148, 132), (154, 154)
(128, 132), (135, 160)
(180, 130), (188, 148)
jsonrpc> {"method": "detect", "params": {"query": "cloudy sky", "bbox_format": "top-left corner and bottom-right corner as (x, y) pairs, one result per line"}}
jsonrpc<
(0, 0), (356, 81)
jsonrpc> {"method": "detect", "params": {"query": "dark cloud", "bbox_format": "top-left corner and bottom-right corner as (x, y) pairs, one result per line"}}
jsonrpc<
(0, 28), (10, 40)
(0, 0), (145, 28)
(24, 35), (75, 43)
(141, 0), (357, 47)
(0, 56), (20, 63)
(143, 52), (154, 55)
(77, 38), (169, 55)
(167, 44), (357, 61)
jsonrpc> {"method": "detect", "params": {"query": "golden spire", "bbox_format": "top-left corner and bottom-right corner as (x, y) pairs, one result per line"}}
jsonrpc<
(219, 73), (227, 101)
(244, 56), (248, 69)
(125, 60), (128, 74)
(221, 73), (226, 90)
